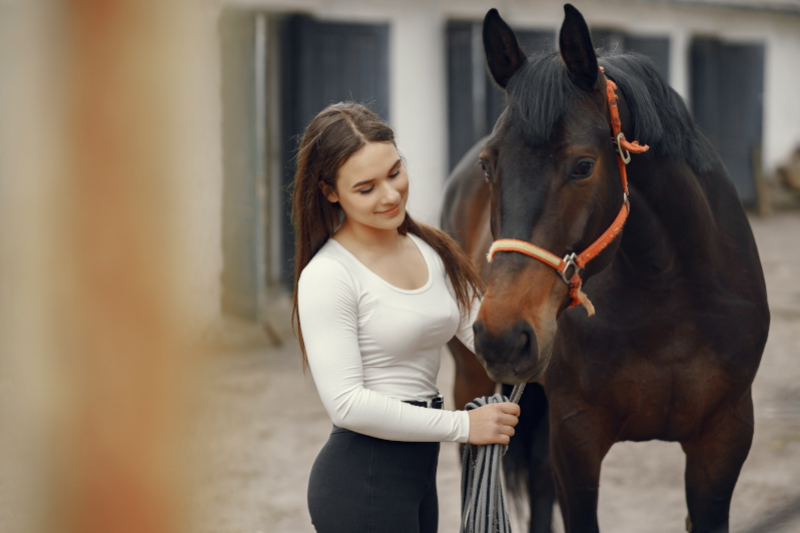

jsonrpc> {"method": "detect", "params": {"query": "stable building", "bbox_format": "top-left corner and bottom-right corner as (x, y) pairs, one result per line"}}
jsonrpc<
(184, 0), (800, 332)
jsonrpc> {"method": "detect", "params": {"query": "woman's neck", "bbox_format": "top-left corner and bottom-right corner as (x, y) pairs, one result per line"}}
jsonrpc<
(333, 218), (403, 257)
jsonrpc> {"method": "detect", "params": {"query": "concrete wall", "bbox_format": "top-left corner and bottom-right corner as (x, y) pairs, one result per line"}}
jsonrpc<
(172, 4), (226, 333)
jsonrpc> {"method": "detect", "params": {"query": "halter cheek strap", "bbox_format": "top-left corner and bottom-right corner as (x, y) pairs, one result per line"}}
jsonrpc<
(486, 71), (649, 316)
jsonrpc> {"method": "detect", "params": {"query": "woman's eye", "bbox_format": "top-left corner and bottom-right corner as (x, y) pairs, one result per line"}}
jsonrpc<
(571, 159), (595, 179)
(358, 187), (374, 194)
(389, 168), (400, 178)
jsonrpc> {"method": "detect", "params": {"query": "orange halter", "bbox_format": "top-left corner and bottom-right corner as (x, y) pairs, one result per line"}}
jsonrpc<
(486, 70), (649, 316)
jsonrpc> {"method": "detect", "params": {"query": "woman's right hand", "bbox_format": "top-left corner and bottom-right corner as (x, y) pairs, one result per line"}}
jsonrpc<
(467, 402), (520, 445)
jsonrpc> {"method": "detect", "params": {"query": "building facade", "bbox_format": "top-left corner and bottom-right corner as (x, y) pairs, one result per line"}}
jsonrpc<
(183, 0), (800, 331)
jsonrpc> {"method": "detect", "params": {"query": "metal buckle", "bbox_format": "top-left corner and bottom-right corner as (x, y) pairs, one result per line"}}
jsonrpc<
(429, 394), (444, 409)
(614, 132), (632, 165)
(560, 253), (579, 285)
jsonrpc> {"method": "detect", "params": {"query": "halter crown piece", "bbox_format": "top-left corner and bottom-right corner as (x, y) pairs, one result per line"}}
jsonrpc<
(486, 69), (649, 316)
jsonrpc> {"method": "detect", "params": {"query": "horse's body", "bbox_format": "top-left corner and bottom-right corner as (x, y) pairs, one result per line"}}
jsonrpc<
(442, 7), (769, 533)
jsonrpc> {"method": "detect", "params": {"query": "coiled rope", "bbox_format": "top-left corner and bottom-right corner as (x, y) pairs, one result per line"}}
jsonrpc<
(460, 383), (526, 533)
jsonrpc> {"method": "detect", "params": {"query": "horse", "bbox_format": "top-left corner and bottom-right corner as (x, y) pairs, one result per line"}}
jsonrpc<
(441, 6), (770, 533)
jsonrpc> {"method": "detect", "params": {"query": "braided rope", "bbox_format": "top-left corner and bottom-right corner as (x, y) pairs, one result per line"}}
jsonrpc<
(460, 383), (526, 533)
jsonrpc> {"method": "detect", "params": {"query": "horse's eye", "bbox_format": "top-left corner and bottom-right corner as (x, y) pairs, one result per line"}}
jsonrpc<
(571, 159), (595, 179)
(478, 160), (490, 181)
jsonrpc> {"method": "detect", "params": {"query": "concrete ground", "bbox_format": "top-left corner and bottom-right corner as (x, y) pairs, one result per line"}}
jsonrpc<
(187, 212), (800, 533)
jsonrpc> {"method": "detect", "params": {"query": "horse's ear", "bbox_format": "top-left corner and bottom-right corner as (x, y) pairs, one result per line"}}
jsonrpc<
(559, 4), (598, 91)
(483, 8), (527, 89)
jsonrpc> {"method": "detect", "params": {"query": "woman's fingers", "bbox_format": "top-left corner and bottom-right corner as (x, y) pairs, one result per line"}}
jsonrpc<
(499, 413), (519, 427)
(489, 405), (519, 431)
(498, 402), (521, 416)
(498, 424), (515, 437)
(466, 402), (521, 445)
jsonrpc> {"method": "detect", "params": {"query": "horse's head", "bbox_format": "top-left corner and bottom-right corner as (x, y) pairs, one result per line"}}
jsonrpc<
(473, 5), (628, 384)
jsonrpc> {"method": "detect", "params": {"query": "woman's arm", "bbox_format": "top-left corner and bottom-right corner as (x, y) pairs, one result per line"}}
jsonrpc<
(298, 257), (471, 443)
(454, 293), (481, 354)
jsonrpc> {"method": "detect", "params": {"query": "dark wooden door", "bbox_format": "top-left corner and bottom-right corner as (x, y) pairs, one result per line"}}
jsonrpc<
(624, 36), (670, 82)
(591, 29), (670, 81)
(279, 16), (390, 288)
(447, 21), (555, 172)
(691, 38), (764, 206)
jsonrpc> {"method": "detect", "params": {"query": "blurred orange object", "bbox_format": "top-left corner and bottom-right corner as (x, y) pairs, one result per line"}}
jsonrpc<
(57, 2), (190, 533)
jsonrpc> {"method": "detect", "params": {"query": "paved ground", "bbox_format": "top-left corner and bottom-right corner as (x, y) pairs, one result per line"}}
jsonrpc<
(187, 212), (800, 533)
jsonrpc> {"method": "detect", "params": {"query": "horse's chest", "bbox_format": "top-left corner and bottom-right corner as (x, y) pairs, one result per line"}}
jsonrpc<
(551, 330), (735, 443)
(599, 346), (734, 442)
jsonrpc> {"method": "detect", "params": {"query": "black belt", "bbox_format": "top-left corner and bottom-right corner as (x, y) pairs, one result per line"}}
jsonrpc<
(403, 395), (444, 410)
(331, 395), (445, 435)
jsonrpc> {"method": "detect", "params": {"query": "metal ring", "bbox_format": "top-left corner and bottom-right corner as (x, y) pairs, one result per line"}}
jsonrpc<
(616, 132), (631, 165)
(560, 253), (579, 285)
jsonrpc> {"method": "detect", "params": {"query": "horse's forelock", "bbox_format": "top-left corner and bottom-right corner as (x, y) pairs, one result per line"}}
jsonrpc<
(504, 52), (584, 146)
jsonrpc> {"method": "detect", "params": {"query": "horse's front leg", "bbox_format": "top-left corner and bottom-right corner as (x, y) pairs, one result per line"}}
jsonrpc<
(681, 388), (754, 533)
(549, 400), (613, 533)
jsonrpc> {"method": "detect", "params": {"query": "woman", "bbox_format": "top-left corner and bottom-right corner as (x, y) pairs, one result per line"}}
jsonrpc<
(292, 103), (519, 533)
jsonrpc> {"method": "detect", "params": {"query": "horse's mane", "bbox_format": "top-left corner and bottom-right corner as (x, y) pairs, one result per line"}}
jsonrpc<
(504, 49), (712, 173)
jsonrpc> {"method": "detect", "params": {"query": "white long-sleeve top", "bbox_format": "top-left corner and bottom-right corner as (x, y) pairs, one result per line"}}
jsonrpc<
(297, 233), (479, 443)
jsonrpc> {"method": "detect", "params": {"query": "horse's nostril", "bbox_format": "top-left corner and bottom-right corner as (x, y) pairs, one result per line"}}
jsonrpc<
(514, 321), (537, 363)
(472, 322), (484, 349)
(516, 329), (530, 358)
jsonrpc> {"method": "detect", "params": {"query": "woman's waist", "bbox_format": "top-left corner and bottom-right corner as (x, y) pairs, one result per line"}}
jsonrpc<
(360, 358), (441, 394)
(360, 377), (441, 404)
(332, 396), (444, 436)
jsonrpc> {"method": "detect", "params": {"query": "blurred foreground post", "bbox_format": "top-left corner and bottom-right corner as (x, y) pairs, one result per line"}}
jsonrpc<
(1, 0), (214, 529)
(57, 1), (191, 532)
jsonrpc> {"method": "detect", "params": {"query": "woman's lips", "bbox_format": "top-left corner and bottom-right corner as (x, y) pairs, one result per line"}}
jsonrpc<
(378, 203), (401, 216)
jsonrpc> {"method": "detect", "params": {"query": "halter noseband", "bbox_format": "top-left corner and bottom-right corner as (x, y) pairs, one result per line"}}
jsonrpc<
(486, 70), (649, 316)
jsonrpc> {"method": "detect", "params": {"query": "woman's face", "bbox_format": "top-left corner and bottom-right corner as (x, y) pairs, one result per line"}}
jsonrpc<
(326, 141), (409, 233)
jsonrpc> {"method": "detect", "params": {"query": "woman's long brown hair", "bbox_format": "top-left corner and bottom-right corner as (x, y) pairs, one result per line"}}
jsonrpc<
(291, 103), (484, 369)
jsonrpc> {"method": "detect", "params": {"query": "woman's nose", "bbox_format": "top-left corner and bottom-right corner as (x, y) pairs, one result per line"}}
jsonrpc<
(381, 182), (400, 204)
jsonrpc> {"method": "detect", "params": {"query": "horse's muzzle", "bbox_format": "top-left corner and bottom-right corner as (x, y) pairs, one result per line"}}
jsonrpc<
(473, 319), (544, 384)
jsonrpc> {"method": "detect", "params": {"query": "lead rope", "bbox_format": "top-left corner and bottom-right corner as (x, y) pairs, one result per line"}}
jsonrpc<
(460, 383), (526, 533)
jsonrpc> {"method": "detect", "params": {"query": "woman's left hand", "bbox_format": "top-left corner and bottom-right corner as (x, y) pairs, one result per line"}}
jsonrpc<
(466, 402), (520, 445)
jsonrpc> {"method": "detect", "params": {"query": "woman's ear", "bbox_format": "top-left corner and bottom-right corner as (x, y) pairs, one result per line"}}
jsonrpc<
(319, 182), (338, 203)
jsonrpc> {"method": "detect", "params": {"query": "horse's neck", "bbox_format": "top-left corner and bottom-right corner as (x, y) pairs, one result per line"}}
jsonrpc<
(617, 156), (719, 281)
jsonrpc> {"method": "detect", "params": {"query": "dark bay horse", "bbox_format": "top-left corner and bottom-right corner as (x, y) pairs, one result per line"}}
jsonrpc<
(441, 6), (769, 533)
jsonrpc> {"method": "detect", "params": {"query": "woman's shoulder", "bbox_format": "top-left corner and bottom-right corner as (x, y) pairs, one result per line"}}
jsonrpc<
(299, 240), (358, 290)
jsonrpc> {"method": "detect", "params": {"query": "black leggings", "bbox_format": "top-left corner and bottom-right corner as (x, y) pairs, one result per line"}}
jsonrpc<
(307, 425), (441, 533)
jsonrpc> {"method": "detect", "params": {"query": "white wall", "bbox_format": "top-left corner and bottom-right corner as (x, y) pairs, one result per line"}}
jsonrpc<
(390, 8), (448, 226)
(172, 2), (226, 333)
